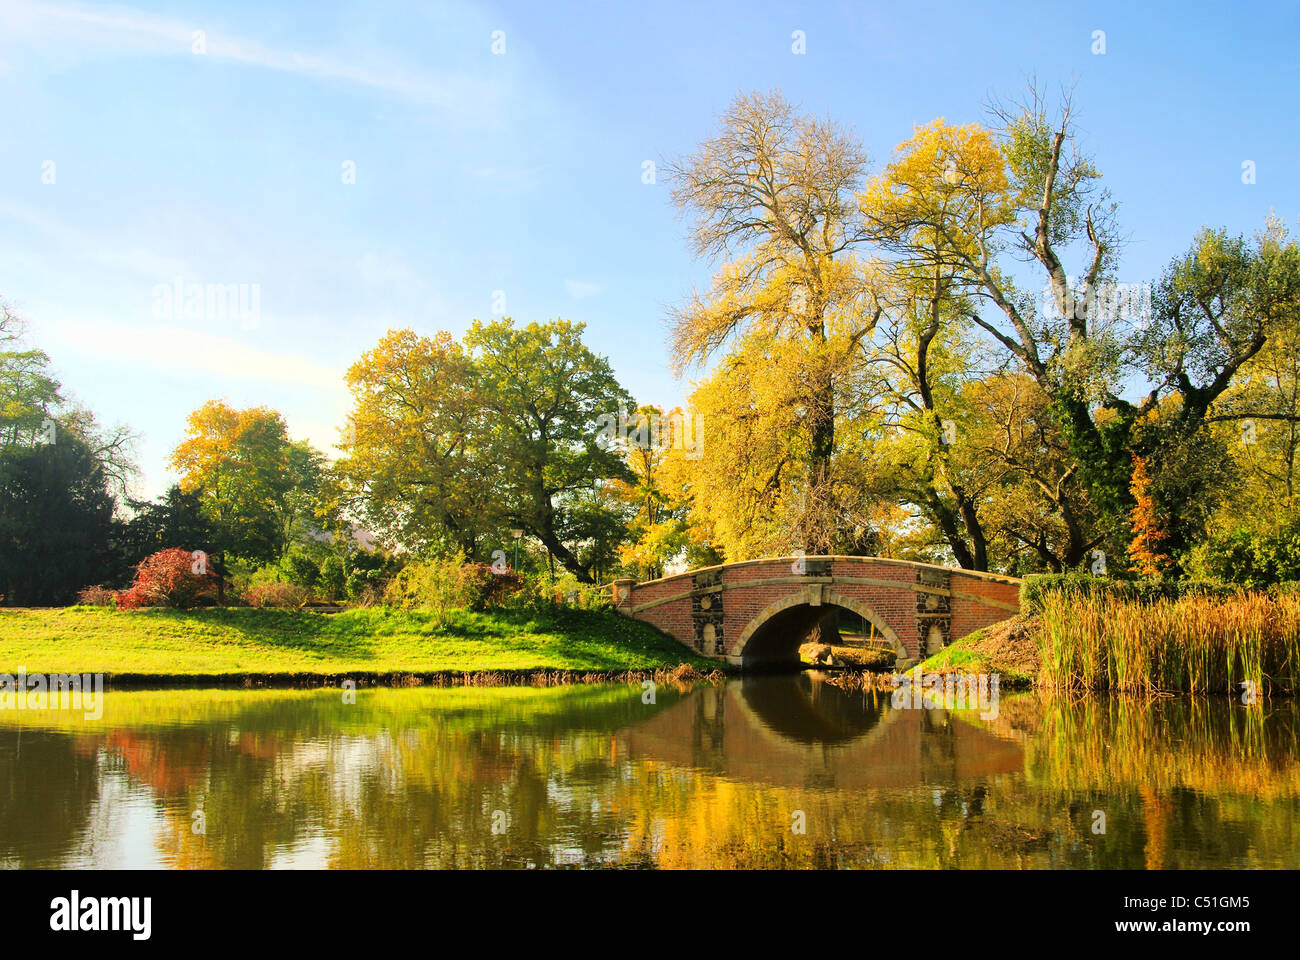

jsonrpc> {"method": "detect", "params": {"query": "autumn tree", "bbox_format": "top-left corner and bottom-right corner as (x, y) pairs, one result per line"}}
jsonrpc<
(608, 405), (696, 580)
(337, 319), (633, 583)
(171, 400), (319, 602)
(666, 90), (881, 552)
(1128, 455), (1170, 577)
(335, 330), (493, 556)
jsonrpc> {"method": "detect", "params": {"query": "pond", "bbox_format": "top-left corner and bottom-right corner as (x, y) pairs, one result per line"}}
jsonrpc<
(1, 674), (1297, 868)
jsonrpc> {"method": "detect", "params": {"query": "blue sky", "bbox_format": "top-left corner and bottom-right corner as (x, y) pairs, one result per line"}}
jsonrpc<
(1, 0), (1296, 498)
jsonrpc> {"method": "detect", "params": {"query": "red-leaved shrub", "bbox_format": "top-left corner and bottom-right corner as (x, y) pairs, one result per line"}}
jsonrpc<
(116, 548), (214, 609)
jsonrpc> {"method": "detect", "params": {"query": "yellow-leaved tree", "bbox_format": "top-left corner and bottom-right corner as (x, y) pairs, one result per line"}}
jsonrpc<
(664, 90), (883, 556)
(171, 400), (318, 603)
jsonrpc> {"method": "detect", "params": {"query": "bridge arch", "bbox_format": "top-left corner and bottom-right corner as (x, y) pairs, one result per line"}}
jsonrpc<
(730, 589), (907, 669)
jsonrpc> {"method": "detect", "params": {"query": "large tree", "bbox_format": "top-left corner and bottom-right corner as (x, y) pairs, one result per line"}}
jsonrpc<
(466, 318), (633, 583)
(338, 319), (634, 583)
(666, 90), (880, 552)
(116, 485), (214, 575)
(337, 330), (495, 556)
(0, 433), (117, 604)
(170, 400), (319, 602)
(0, 302), (133, 602)
(859, 92), (1300, 571)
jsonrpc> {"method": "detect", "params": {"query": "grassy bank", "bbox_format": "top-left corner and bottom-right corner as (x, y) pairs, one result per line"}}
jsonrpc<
(916, 615), (1039, 687)
(0, 605), (717, 681)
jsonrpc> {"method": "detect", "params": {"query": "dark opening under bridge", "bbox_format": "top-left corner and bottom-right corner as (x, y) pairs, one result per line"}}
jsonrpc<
(611, 556), (1022, 670)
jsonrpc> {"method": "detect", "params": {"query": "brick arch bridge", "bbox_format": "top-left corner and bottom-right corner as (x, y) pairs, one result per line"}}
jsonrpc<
(611, 556), (1021, 669)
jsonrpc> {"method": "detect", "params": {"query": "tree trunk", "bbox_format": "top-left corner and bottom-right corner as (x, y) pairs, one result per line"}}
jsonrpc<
(214, 551), (226, 606)
(537, 528), (594, 584)
(810, 365), (835, 483)
(805, 609), (842, 646)
(927, 492), (976, 569)
(955, 491), (988, 571)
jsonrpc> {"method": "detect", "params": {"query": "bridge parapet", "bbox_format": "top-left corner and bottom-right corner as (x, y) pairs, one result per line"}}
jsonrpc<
(615, 557), (1021, 669)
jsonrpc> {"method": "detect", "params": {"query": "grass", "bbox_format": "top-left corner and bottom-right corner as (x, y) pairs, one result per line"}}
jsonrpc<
(0, 605), (718, 679)
(919, 642), (988, 672)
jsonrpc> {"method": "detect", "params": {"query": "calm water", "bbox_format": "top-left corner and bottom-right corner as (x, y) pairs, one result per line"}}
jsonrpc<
(1, 674), (1297, 869)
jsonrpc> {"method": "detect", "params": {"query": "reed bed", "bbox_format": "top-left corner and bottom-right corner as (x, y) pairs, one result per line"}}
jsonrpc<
(1038, 591), (1300, 695)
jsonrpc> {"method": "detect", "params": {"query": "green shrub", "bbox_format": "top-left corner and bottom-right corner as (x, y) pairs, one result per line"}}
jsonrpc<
(385, 555), (467, 616)
(387, 557), (527, 616)
(577, 588), (613, 611)
(237, 561), (315, 605)
(458, 562), (524, 610)
(1020, 572), (1240, 613)
(1197, 518), (1300, 588)
(319, 555), (346, 601)
(347, 549), (401, 600)
(279, 551), (321, 589)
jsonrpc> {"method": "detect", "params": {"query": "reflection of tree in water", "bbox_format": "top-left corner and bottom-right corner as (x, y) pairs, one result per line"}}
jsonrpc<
(4, 687), (1300, 868)
(0, 731), (99, 867)
(115, 686), (678, 868)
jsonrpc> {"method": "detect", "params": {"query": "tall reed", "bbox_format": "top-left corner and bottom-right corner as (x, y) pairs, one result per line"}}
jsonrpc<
(1037, 591), (1300, 694)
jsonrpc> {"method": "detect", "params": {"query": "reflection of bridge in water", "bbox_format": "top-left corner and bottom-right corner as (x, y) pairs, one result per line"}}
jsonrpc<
(615, 674), (1024, 791)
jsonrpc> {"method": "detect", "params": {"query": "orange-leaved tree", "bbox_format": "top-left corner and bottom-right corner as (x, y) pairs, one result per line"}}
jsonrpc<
(1128, 455), (1171, 577)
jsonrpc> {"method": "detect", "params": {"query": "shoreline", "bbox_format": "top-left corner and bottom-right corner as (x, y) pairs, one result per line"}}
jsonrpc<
(5, 663), (732, 692)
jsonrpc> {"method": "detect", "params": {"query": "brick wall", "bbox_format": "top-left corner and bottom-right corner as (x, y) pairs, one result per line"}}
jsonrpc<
(618, 557), (1021, 667)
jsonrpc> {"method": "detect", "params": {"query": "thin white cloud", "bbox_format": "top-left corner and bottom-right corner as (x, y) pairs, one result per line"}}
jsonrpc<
(564, 279), (602, 300)
(0, 200), (193, 279)
(0, 0), (496, 111)
(42, 319), (354, 496)
(56, 320), (343, 390)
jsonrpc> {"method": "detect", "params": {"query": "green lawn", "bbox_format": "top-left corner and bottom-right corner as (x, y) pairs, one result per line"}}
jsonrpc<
(0, 605), (715, 678)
